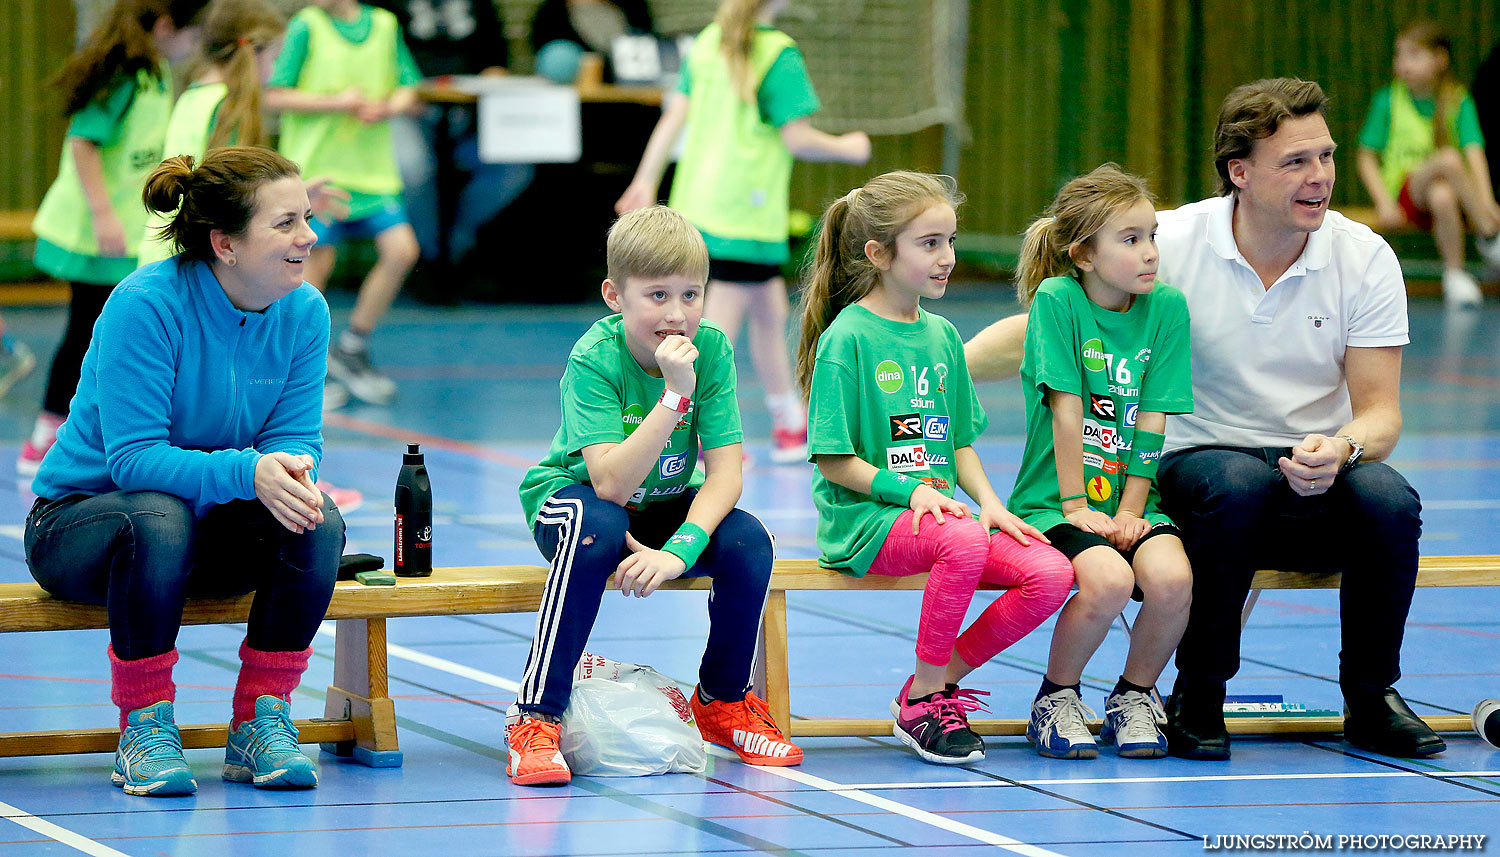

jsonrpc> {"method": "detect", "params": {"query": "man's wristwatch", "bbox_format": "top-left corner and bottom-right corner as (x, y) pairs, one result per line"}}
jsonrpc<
(1337, 435), (1364, 473)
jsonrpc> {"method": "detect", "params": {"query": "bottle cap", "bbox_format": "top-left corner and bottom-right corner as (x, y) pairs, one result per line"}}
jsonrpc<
(403, 442), (424, 464)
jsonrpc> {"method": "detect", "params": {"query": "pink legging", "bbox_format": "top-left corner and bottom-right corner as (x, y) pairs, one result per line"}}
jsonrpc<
(868, 510), (1074, 667)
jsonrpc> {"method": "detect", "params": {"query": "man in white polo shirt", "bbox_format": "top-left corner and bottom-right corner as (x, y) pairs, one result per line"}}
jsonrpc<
(1153, 78), (1439, 762)
(962, 77), (1442, 762)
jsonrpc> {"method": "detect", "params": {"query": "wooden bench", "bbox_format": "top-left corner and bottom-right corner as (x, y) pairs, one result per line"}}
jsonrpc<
(0, 566), (552, 765)
(748, 556), (1500, 739)
(3, 556), (1495, 762)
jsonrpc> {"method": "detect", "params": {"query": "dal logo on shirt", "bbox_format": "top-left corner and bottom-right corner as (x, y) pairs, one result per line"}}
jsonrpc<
(875, 360), (904, 394)
(1082, 418), (1118, 453)
(658, 450), (690, 479)
(922, 415), (949, 441)
(886, 444), (928, 473)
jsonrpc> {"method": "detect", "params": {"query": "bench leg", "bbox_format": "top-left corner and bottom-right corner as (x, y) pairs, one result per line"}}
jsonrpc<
(763, 590), (791, 736)
(320, 617), (403, 767)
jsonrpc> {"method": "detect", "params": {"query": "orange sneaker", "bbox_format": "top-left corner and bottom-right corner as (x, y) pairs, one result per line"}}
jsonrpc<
(691, 688), (803, 766)
(505, 716), (571, 786)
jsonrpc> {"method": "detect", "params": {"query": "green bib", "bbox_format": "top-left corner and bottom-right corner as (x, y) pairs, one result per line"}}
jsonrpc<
(139, 83), (228, 267)
(668, 24), (796, 253)
(277, 6), (402, 195)
(32, 66), (172, 277)
(1378, 79), (1464, 198)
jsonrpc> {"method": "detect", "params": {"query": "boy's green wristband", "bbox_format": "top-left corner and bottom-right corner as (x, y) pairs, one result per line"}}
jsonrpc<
(661, 522), (709, 570)
(1058, 492), (1087, 503)
(1129, 429), (1166, 481)
(870, 469), (920, 507)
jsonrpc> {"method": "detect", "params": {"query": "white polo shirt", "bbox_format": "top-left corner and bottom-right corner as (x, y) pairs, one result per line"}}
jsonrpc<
(1156, 195), (1409, 452)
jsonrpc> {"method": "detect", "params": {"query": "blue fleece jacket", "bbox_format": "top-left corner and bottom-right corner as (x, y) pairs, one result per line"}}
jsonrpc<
(33, 257), (330, 516)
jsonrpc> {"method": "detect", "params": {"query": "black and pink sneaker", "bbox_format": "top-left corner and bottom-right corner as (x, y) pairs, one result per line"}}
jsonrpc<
(888, 675), (988, 765)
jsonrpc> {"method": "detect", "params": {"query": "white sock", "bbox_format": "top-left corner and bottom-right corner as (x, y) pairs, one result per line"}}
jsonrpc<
(338, 328), (369, 354)
(765, 393), (803, 430)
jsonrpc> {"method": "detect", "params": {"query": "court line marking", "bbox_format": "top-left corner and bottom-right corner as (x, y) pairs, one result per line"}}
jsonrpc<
(0, 800), (129, 857)
(839, 770), (1500, 789)
(317, 624), (1064, 856)
(702, 746), (1067, 856)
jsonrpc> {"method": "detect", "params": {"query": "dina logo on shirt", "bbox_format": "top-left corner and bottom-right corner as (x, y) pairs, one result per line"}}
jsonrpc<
(1082, 339), (1108, 373)
(875, 361), (904, 394)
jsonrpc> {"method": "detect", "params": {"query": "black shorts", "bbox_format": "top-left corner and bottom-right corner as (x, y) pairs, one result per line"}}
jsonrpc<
(1043, 521), (1183, 561)
(708, 258), (783, 284)
(1044, 521), (1183, 602)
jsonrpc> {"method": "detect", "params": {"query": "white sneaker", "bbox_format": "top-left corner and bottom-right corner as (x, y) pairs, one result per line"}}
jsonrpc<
(1442, 268), (1483, 308)
(328, 345), (396, 405)
(1027, 687), (1098, 759)
(322, 381), (349, 411)
(1476, 231), (1500, 270)
(1099, 689), (1168, 758)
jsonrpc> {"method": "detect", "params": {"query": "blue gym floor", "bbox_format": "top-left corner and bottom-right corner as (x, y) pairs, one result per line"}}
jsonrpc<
(0, 285), (1496, 855)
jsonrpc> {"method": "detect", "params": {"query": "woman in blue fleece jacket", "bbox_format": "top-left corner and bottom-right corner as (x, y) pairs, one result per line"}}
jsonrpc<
(24, 147), (344, 798)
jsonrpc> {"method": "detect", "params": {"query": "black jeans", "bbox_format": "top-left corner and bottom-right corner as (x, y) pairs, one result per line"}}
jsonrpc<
(24, 490), (345, 659)
(1158, 446), (1422, 694)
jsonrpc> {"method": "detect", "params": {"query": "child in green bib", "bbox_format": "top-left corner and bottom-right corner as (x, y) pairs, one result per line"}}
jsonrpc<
(798, 171), (1074, 766)
(265, 0), (424, 406)
(1008, 164), (1194, 761)
(617, 0), (871, 465)
(1355, 20), (1500, 306)
(21, 0), (208, 477)
(140, 0), (351, 269)
(509, 206), (801, 787)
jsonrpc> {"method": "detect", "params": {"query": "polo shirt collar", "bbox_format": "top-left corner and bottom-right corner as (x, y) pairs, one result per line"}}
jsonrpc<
(1205, 194), (1334, 272)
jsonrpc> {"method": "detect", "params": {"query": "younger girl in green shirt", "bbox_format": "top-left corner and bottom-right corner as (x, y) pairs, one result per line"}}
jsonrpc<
(1009, 164), (1194, 761)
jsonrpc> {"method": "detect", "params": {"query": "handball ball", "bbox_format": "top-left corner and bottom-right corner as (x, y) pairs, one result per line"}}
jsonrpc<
(537, 40), (584, 84)
(1474, 699), (1500, 748)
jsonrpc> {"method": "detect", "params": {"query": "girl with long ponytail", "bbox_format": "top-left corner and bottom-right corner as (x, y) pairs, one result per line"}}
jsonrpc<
(800, 171), (1074, 767)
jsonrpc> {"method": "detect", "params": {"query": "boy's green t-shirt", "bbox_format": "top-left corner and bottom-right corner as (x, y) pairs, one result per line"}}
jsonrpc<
(806, 304), (987, 576)
(518, 316), (742, 526)
(1007, 276), (1193, 534)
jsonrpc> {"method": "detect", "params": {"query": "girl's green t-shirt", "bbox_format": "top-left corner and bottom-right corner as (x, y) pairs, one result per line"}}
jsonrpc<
(1007, 276), (1193, 534)
(806, 304), (987, 576)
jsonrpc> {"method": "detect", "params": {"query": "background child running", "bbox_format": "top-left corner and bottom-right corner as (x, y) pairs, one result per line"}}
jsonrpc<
(508, 205), (800, 788)
(1008, 164), (1194, 761)
(265, 0), (423, 406)
(616, 0), (871, 464)
(797, 171), (1074, 767)
(21, 0), (208, 476)
(1356, 20), (1500, 307)
(138, 0), (290, 268)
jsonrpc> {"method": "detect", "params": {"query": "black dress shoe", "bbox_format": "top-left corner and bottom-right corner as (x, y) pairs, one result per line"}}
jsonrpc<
(1165, 680), (1230, 760)
(1344, 688), (1447, 758)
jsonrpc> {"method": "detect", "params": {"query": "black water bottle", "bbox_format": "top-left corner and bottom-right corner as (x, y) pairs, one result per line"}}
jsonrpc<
(394, 443), (432, 577)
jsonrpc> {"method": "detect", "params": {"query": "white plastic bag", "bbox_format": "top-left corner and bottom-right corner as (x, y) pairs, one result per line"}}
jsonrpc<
(556, 652), (707, 776)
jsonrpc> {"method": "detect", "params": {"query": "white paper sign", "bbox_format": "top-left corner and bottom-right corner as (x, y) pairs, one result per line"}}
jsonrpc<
(475, 79), (581, 164)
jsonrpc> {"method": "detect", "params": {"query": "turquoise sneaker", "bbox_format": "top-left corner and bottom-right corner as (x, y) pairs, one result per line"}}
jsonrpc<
(222, 696), (319, 788)
(112, 701), (197, 796)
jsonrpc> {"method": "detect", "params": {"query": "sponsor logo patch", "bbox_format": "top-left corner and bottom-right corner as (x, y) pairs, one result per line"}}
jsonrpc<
(658, 451), (690, 479)
(1089, 394), (1116, 421)
(925, 452), (950, 466)
(922, 415), (950, 441)
(875, 360), (904, 393)
(1123, 403), (1138, 427)
(1086, 474), (1113, 502)
(920, 476), (952, 491)
(1082, 451), (1104, 469)
(886, 444), (928, 473)
(890, 413), (923, 440)
(1082, 338), (1108, 373)
(1082, 418), (1118, 453)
